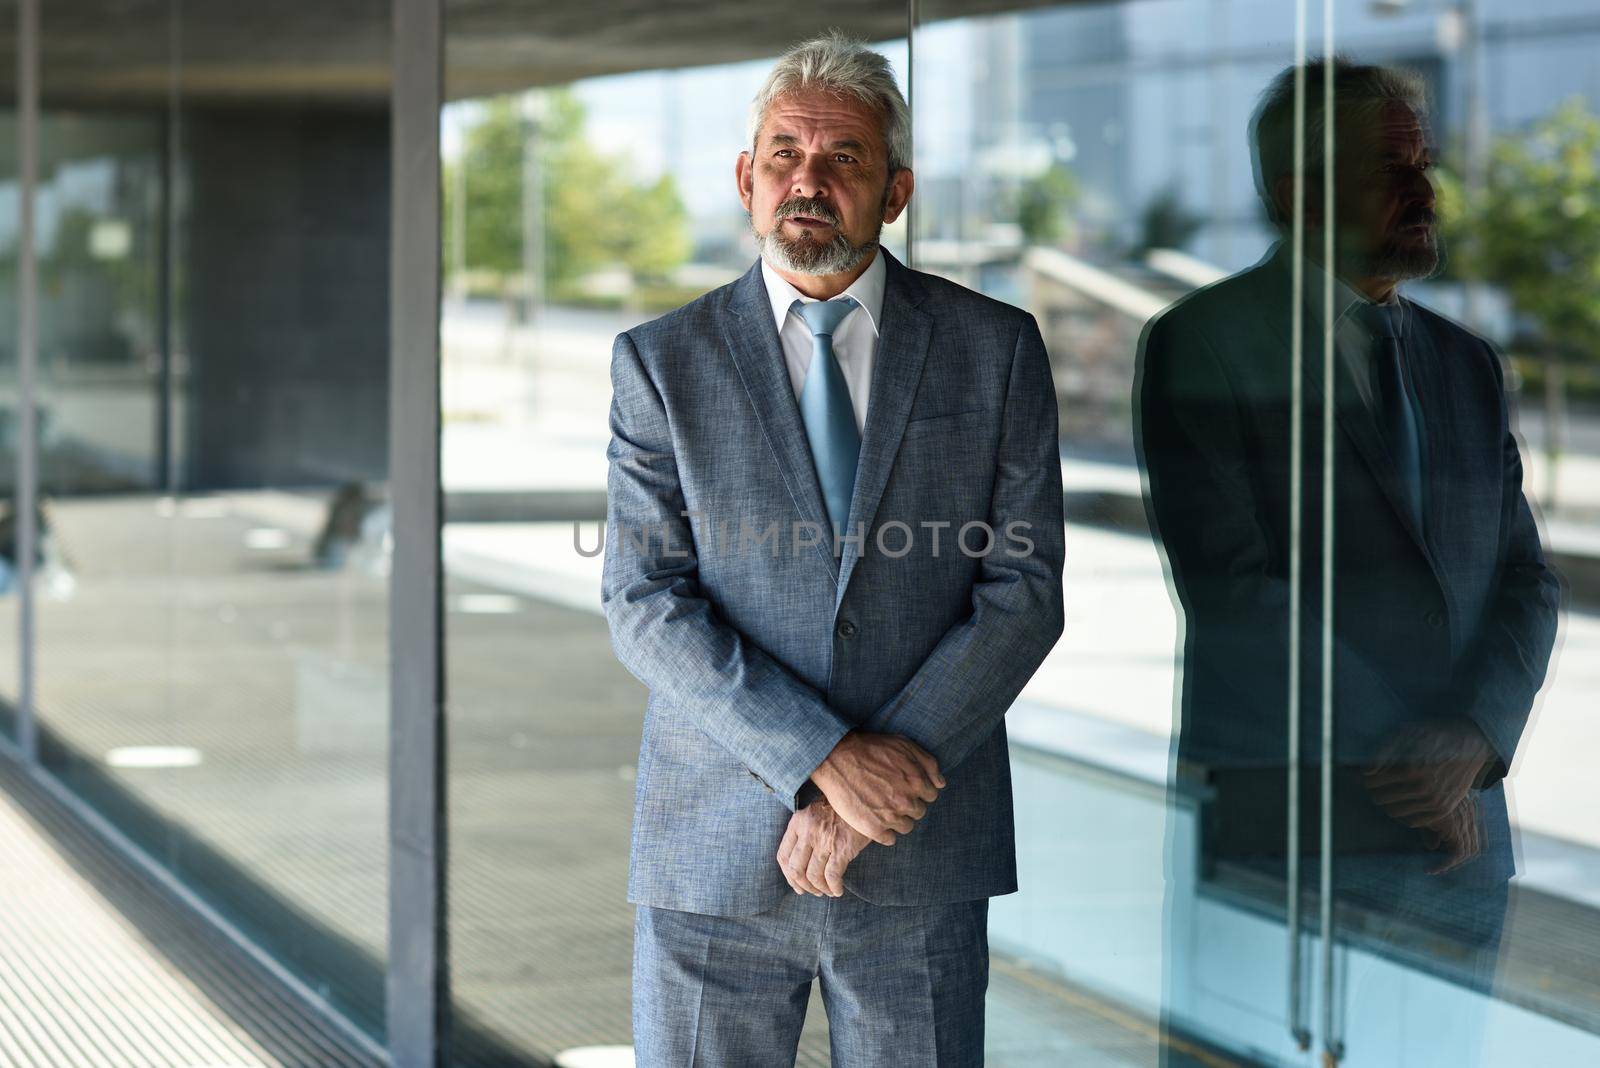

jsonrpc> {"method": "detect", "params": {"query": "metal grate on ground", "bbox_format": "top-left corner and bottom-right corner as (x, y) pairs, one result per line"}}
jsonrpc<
(0, 752), (386, 1068)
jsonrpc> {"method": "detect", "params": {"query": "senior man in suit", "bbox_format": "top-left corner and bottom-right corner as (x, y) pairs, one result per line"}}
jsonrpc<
(601, 30), (1065, 1068)
(1137, 57), (1560, 1031)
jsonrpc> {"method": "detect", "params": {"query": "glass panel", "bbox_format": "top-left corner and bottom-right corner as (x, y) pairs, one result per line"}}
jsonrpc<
(916, 0), (1307, 1061)
(28, 0), (391, 1037)
(925, 0), (1600, 1064)
(441, 0), (1600, 1064)
(1307, 1), (1600, 1063)
(0, 0), (20, 741)
(441, 5), (909, 1063)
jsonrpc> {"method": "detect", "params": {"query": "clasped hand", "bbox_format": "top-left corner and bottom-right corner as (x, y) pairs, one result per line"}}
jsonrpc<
(777, 798), (871, 896)
(1363, 719), (1494, 876)
(777, 730), (944, 896)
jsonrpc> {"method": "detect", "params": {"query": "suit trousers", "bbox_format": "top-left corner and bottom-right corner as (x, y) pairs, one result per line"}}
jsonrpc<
(632, 891), (990, 1067)
(1337, 855), (1510, 1066)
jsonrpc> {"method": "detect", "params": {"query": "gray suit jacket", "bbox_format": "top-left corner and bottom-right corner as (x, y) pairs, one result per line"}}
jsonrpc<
(602, 248), (1065, 916)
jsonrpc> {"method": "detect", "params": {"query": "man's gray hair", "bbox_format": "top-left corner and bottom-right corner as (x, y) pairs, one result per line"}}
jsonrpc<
(749, 29), (912, 174)
(1250, 56), (1429, 225)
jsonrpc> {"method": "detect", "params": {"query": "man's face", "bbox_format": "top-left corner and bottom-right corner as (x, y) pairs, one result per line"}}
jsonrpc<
(1332, 100), (1440, 281)
(737, 88), (913, 276)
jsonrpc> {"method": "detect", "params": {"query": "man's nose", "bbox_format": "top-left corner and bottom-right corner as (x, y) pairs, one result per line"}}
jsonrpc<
(790, 154), (830, 199)
(1410, 166), (1436, 204)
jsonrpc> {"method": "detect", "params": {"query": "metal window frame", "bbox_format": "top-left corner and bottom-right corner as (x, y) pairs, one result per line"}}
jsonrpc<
(16, 0), (39, 765)
(1284, 4), (1342, 1060)
(388, 0), (449, 1066)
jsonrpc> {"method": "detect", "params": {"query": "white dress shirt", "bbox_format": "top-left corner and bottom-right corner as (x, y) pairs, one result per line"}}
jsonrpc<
(759, 250), (886, 436)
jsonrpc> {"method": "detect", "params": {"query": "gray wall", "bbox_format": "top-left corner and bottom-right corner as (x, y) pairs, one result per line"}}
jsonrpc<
(183, 105), (390, 490)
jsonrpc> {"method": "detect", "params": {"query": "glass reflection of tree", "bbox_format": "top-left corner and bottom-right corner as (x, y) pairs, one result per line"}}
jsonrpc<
(43, 206), (153, 367)
(1136, 186), (1203, 256)
(1010, 162), (1079, 248)
(444, 89), (690, 308)
(1438, 98), (1600, 510)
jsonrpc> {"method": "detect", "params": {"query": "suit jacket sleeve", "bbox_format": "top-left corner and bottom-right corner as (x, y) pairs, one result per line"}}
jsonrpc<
(859, 313), (1066, 775)
(1453, 340), (1561, 786)
(601, 329), (853, 811)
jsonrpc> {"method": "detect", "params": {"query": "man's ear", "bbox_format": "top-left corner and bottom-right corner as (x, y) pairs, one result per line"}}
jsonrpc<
(882, 168), (915, 225)
(1271, 172), (1323, 227)
(735, 151), (754, 213)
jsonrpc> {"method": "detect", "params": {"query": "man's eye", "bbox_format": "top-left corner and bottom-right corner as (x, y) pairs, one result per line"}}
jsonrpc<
(834, 154), (857, 164)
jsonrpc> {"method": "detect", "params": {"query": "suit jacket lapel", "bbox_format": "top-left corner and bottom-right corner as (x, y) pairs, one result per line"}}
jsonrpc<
(836, 249), (933, 605)
(1255, 249), (1435, 563)
(722, 260), (839, 580)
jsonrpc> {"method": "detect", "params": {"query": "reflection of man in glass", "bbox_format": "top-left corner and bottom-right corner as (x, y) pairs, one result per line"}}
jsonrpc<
(602, 31), (1064, 1067)
(1137, 57), (1559, 1008)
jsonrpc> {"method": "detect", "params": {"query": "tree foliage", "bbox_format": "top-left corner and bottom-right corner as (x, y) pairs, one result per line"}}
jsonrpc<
(443, 89), (691, 294)
(1137, 185), (1204, 254)
(1437, 97), (1600, 365)
(1011, 163), (1080, 246)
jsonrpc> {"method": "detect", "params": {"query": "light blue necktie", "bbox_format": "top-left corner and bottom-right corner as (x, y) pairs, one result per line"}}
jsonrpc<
(793, 297), (861, 538)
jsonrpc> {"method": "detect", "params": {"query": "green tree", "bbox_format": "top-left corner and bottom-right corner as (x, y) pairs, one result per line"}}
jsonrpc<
(1437, 97), (1600, 364)
(1137, 186), (1204, 254)
(1436, 98), (1600, 507)
(443, 89), (691, 298)
(1011, 163), (1080, 246)
(448, 95), (525, 279)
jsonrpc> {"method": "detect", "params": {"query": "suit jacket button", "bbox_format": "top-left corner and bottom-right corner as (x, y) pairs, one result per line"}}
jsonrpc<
(836, 619), (858, 639)
(1425, 610), (1445, 627)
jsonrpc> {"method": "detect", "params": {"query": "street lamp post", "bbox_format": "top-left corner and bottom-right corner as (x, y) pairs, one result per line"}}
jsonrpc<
(519, 91), (547, 326)
(1371, 0), (1486, 330)
(1459, 0), (1487, 332)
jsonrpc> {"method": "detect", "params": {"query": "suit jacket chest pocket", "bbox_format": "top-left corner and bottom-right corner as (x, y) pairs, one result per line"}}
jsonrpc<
(890, 408), (998, 518)
(900, 407), (993, 441)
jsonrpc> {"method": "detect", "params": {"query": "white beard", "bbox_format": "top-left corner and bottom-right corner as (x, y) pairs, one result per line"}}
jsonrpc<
(753, 217), (880, 276)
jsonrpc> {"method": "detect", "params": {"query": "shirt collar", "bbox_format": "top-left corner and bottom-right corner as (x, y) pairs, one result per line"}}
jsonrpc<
(1295, 246), (1406, 332)
(760, 249), (886, 339)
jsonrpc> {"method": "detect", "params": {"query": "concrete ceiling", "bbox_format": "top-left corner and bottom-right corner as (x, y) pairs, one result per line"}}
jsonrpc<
(443, 0), (912, 100)
(0, 0), (1073, 108)
(0, 0), (391, 107)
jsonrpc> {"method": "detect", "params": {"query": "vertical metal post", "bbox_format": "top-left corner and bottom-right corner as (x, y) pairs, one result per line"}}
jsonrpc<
(518, 96), (538, 323)
(1285, 0), (1308, 1049)
(157, 0), (182, 493)
(450, 138), (466, 302)
(1317, 5), (1342, 1062)
(1208, 0), (1232, 268)
(155, 114), (174, 492)
(905, 0), (916, 267)
(15, 0), (40, 764)
(1459, 0), (1485, 332)
(388, 0), (448, 1066)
